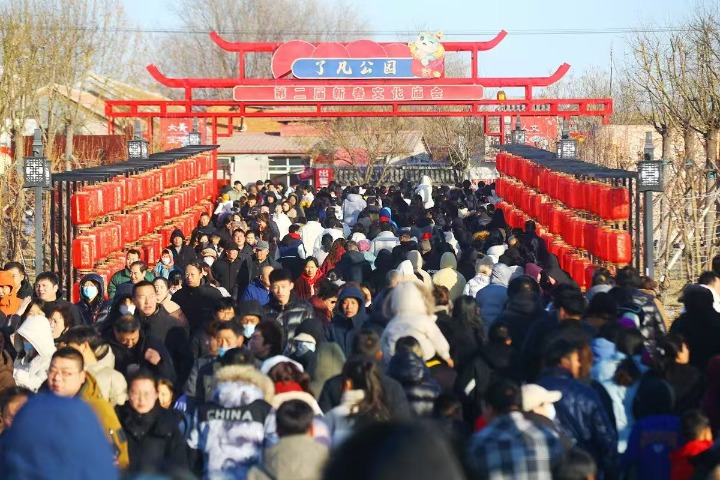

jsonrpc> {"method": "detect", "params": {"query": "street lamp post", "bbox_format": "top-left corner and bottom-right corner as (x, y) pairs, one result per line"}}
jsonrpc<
(637, 131), (664, 277)
(127, 120), (149, 160)
(511, 116), (525, 145)
(556, 118), (578, 159)
(187, 118), (202, 146)
(23, 128), (51, 273)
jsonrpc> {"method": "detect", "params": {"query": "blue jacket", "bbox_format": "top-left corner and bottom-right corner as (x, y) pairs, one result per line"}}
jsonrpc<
(241, 278), (270, 306)
(620, 415), (680, 480)
(538, 367), (618, 475)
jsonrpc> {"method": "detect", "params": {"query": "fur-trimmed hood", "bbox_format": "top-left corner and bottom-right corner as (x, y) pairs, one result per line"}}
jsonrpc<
(213, 365), (275, 406)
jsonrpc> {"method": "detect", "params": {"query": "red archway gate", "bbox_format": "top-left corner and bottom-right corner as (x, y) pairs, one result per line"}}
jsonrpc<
(106, 30), (612, 150)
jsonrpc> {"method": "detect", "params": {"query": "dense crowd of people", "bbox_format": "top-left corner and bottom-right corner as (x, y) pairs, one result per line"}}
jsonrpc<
(1, 175), (720, 479)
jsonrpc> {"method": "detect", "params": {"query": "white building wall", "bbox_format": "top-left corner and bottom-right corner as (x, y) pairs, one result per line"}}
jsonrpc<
(222, 154), (269, 186)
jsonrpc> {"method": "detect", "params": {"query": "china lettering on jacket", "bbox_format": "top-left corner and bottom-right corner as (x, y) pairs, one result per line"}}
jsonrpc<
(206, 407), (256, 422)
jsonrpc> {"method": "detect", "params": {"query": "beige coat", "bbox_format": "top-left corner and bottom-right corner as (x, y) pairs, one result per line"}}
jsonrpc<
(247, 435), (329, 480)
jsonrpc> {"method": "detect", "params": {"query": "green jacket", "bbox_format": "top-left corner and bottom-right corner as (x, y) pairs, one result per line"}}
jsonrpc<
(108, 268), (155, 299)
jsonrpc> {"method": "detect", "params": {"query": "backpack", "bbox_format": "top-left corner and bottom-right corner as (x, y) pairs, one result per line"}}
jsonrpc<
(618, 302), (645, 329)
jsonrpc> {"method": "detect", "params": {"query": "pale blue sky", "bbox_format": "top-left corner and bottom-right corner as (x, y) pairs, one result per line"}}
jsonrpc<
(122, 0), (692, 82)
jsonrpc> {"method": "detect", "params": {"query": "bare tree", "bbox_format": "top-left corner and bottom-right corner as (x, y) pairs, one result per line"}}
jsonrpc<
(153, 0), (368, 97)
(0, 0), (139, 268)
(312, 116), (420, 184)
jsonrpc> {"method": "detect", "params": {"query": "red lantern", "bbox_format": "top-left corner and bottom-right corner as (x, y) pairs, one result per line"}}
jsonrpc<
(72, 234), (97, 270)
(606, 229), (632, 264)
(602, 187), (630, 221)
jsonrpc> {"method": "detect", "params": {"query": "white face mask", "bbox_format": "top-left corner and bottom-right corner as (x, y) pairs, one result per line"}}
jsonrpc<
(545, 403), (556, 421)
(119, 305), (136, 316)
(203, 257), (215, 266)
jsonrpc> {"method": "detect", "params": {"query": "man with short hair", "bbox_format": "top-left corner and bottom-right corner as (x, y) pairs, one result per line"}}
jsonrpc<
(467, 378), (563, 479)
(185, 322), (246, 409)
(114, 261), (153, 300)
(228, 180), (245, 202)
(248, 320), (284, 362)
(212, 241), (243, 296)
(370, 222), (400, 255)
(4, 261), (32, 299)
(34, 271), (83, 326)
(106, 314), (176, 383)
(262, 268), (323, 348)
(63, 325), (128, 406)
(47, 347), (130, 469)
(109, 249), (152, 299)
(192, 212), (217, 244)
(237, 240), (280, 300)
(537, 340), (617, 477)
(335, 240), (372, 284)
(132, 281), (191, 386)
(247, 400), (329, 480)
(301, 209), (324, 257)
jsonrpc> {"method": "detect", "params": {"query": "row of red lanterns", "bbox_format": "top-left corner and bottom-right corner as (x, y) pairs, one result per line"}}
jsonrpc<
(496, 176), (632, 265)
(496, 152), (630, 221)
(72, 191), (213, 270)
(71, 156), (214, 226)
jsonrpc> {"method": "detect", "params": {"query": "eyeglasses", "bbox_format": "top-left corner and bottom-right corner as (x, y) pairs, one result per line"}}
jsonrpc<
(48, 368), (81, 379)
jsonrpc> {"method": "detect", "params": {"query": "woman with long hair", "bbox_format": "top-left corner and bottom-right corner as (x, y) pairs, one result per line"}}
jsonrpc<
(652, 333), (704, 415)
(294, 257), (325, 301)
(256, 212), (281, 259)
(320, 238), (346, 275)
(315, 233), (334, 266)
(199, 263), (231, 297)
(325, 356), (390, 445)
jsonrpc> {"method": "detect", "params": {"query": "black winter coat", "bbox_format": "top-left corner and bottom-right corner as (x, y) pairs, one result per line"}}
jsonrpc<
(166, 244), (198, 272)
(136, 306), (192, 387)
(386, 351), (440, 417)
(116, 403), (188, 473)
(211, 256), (243, 296)
(435, 314), (484, 370)
(106, 329), (177, 383)
(171, 284), (224, 334)
(263, 296), (325, 349)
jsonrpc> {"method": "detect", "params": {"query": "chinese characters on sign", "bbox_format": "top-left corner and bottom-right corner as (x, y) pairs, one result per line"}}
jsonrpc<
(233, 85), (484, 103)
(292, 58), (420, 79)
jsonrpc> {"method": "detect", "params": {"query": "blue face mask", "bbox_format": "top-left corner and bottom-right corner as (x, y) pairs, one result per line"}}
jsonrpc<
(81, 285), (98, 300)
(217, 347), (230, 358)
(243, 324), (256, 338)
(23, 341), (35, 354)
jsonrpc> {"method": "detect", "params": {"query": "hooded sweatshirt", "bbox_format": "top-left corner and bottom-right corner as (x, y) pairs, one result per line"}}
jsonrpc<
(432, 252), (467, 302)
(475, 264), (511, 328)
(415, 175), (434, 209)
(342, 193), (367, 227)
(379, 207), (398, 230)
(0, 270), (21, 316)
(13, 314), (57, 392)
(380, 281), (451, 362)
(407, 250), (433, 289)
